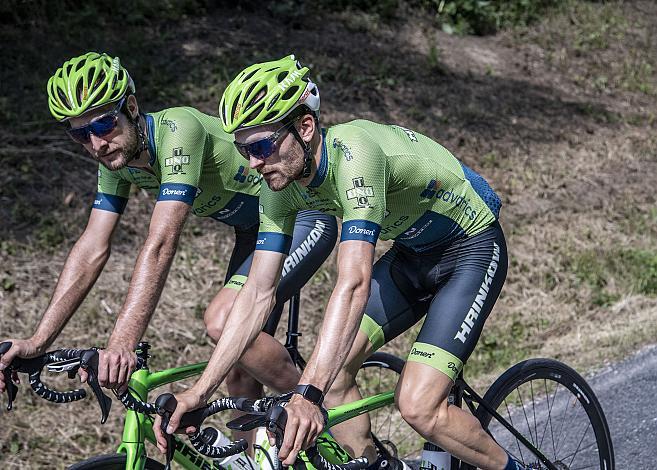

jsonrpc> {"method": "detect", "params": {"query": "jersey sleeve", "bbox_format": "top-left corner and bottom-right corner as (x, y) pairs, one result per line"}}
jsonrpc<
(256, 184), (298, 254)
(155, 109), (206, 205)
(333, 127), (388, 245)
(94, 164), (130, 213)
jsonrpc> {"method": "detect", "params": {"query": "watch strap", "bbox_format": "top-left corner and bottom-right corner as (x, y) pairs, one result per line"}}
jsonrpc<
(293, 384), (325, 407)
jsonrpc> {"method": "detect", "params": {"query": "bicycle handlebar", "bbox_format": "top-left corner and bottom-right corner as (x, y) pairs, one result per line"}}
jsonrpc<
(0, 341), (112, 423)
(151, 391), (368, 470)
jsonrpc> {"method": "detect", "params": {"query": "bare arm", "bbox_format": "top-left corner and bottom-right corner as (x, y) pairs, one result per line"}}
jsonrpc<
(155, 249), (285, 441)
(277, 240), (374, 465)
(33, 209), (120, 348)
(106, 200), (191, 351)
(191, 249), (285, 402)
(0, 209), (118, 392)
(299, 240), (374, 392)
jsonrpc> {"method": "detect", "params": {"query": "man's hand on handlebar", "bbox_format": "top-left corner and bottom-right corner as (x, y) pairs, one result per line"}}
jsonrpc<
(153, 389), (205, 454)
(79, 344), (136, 391)
(0, 338), (45, 393)
(277, 393), (326, 466)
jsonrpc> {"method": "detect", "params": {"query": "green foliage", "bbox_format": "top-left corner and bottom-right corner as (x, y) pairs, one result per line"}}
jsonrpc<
(571, 248), (657, 305)
(431, 0), (561, 35)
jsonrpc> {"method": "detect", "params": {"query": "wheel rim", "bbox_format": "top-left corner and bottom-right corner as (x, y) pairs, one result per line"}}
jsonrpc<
(358, 358), (423, 469)
(485, 373), (610, 470)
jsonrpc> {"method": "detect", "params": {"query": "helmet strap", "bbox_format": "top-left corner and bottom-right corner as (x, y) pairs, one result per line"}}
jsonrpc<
(288, 124), (313, 179)
(131, 112), (148, 161)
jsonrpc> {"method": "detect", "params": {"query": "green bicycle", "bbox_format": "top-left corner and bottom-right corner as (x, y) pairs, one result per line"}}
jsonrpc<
(1, 293), (614, 469)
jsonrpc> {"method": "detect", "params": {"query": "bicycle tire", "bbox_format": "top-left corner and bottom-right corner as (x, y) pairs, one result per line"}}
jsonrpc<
(464, 358), (614, 470)
(67, 453), (165, 470)
(357, 352), (424, 468)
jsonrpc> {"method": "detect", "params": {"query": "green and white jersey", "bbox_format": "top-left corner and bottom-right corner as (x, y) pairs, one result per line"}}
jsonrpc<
(94, 107), (262, 228)
(257, 120), (501, 253)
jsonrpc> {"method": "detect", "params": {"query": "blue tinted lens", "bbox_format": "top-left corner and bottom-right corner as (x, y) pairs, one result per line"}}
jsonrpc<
(67, 115), (118, 144)
(248, 139), (276, 159)
(89, 115), (118, 137)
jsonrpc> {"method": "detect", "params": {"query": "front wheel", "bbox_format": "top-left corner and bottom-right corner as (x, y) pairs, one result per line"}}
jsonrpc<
(68, 453), (165, 470)
(471, 358), (614, 470)
(357, 352), (424, 468)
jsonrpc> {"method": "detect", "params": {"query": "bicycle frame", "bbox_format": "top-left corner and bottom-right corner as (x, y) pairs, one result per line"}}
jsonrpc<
(113, 359), (397, 470)
(116, 360), (219, 469)
(109, 294), (398, 470)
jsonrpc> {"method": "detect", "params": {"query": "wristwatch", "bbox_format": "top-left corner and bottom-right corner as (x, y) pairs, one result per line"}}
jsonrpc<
(293, 384), (325, 407)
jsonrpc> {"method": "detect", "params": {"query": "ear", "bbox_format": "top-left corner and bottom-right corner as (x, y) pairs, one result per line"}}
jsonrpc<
(297, 113), (316, 144)
(126, 95), (140, 119)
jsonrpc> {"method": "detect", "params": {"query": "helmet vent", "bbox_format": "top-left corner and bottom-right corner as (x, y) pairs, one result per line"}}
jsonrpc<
(282, 85), (298, 101)
(263, 111), (278, 121)
(267, 94), (279, 110)
(277, 71), (289, 83)
(250, 103), (265, 121)
(66, 64), (74, 76)
(231, 99), (240, 121)
(243, 69), (258, 81)
(245, 82), (259, 104)
(57, 88), (69, 107)
(92, 71), (106, 94)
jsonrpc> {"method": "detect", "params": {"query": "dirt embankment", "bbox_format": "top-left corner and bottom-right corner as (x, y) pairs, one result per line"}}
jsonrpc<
(1, 1), (656, 467)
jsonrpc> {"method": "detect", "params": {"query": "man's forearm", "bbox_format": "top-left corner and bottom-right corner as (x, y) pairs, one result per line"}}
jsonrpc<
(299, 280), (370, 393)
(107, 239), (178, 349)
(193, 282), (277, 401)
(33, 238), (110, 348)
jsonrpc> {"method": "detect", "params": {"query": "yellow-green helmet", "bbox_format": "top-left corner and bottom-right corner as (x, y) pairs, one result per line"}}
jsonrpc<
(47, 52), (135, 121)
(220, 55), (320, 133)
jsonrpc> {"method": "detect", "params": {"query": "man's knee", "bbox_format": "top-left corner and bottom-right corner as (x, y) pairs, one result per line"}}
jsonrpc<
(204, 303), (231, 341)
(226, 367), (263, 397)
(396, 380), (450, 436)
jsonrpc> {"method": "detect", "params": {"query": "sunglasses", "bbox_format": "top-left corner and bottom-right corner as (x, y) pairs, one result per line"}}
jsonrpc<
(234, 121), (294, 160)
(66, 97), (126, 144)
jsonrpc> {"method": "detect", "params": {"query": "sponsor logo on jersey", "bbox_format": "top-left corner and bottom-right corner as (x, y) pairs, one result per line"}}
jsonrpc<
(278, 69), (302, 92)
(161, 118), (177, 132)
(454, 242), (500, 343)
(393, 125), (418, 142)
(281, 220), (327, 276)
(192, 193), (221, 215)
(380, 215), (409, 235)
(421, 180), (477, 221)
(332, 138), (353, 161)
(348, 225), (376, 236)
(212, 201), (245, 220)
(162, 188), (188, 196)
(165, 147), (190, 174)
(346, 177), (374, 209)
(233, 166), (262, 185)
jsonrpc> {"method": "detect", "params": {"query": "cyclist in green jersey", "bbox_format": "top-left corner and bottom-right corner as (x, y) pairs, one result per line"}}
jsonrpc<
(156, 56), (524, 470)
(0, 53), (338, 405)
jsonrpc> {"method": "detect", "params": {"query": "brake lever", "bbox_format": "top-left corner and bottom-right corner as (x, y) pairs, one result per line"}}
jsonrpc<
(46, 357), (81, 375)
(79, 349), (112, 424)
(0, 342), (18, 411)
(267, 405), (288, 449)
(155, 393), (179, 470)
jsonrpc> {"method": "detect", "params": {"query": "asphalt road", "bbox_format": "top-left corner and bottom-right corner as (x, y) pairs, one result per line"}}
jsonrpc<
(587, 344), (657, 469)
